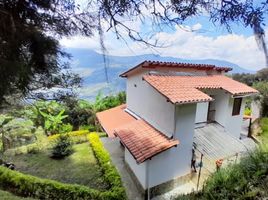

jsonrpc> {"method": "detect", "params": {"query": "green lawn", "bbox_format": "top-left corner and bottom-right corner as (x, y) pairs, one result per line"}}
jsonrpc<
(260, 118), (268, 142)
(0, 189), (35, 200)
(5, 142), (109, 190)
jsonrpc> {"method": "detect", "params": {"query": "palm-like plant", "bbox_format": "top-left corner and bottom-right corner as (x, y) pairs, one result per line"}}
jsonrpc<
(39, 109), (68, 135)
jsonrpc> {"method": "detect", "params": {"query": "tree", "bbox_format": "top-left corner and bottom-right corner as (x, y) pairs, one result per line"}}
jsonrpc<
(254, 81), (268, 117)
(1, 0), (268, 107)
(0, 0), (94, 106)
(92, 0), (268, 66)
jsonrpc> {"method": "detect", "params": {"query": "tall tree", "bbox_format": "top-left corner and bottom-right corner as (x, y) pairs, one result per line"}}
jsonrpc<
(0, 0), (95, 106)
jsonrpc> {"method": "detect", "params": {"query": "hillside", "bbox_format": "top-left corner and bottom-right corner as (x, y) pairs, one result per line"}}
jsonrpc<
(66, 48), (255, 100)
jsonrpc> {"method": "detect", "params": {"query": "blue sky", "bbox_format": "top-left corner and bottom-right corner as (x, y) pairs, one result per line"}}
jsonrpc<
(60, 2), (268, 71)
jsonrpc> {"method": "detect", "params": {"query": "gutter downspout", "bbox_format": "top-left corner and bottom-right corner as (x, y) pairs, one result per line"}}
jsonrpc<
(173, 105), (177, 138)
(146, 160), (150, 200)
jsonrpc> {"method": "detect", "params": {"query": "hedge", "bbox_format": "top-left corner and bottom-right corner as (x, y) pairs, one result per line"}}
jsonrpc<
(48, 131), (107, 141)
(0, 166), (121, 200)
(0, 133), (126, 200)
(88, 133), (126, 199)
(48, 130), (90, 140)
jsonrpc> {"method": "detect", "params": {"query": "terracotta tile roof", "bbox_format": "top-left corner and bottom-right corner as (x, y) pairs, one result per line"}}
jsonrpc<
(120, 60), (232, 77)
(96, 104), (137, 137)
(114, 120), (179, 163)
(143, 74), (258, 104)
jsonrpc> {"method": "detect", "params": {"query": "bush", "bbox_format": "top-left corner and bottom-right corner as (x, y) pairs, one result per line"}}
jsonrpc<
(79, 124), (96, 132)
(48, 130), (90, 140)
(2, 118), (36, 151)
(58, 123), (73, 133)
(88, 133), (126, 199)
(244, 107), (252, 116)
(0, 166), (121, 200)
(176, 146), (268, 199)
(51, 135), (73, 159)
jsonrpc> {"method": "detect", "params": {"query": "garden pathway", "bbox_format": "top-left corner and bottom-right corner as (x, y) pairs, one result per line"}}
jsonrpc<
(101, 137), (143, 200)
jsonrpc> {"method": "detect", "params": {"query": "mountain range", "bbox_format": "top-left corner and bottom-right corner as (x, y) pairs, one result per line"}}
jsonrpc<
(66, 48), (255, 100)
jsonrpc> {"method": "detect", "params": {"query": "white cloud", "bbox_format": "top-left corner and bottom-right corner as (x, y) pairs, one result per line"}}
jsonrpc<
(60, 24), (268, 71)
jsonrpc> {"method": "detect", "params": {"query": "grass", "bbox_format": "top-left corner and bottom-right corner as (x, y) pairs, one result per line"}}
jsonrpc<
(0, 189), (35, 200)
(5, 142), (109, 190)
(260, 117), (268, 142)
(176, 117), (268, 200)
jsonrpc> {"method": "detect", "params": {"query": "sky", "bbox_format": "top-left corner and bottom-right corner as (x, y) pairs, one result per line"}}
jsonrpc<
(60, 3), (268, 71)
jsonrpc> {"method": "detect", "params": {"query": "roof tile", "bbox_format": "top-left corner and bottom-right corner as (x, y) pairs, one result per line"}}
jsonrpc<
(115, 120), (179, 163)
(96, 104), (136, 137)
(143, 74), (258, 104)
(120, 60), (232, 77)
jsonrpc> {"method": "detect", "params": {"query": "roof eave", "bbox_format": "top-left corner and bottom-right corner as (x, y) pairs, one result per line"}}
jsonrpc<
(119, 61), (148, 78)
(231, 92), (259, 98)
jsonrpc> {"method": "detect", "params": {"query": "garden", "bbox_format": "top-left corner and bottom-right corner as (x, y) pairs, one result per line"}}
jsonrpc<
(0, 92), (126, 200)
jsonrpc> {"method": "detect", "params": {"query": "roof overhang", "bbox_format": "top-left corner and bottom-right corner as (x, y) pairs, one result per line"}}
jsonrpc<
(120, 60), (232, 78)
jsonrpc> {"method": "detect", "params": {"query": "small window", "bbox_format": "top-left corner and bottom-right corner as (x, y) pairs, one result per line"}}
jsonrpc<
(232, 98), (242, 116)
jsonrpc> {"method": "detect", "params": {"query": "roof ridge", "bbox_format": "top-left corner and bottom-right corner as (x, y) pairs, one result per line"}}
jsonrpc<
(120, 60), (232, 77)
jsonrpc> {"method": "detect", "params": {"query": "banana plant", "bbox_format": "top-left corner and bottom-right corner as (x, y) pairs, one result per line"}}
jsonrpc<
(39, 109), (68, 135)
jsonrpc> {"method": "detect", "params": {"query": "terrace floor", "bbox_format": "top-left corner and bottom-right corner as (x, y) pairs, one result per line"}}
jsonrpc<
(194, 123), (256, 161)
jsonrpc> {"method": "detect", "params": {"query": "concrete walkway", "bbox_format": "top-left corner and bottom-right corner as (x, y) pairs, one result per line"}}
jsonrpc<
(101, 137), (144, 200)
(152, 182), (196, 200)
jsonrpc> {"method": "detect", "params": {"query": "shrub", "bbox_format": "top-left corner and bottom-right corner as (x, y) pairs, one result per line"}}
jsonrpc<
(51, 134), (73, 159)
(244, 107), (252, 116)
(176, 146), (268, 199)
(2, 118), (36, 151)
(79, 124), (96, 132)
(88, 133), (126, 199)
(58, 123), (73, 133)
(48, 130), (89, 141)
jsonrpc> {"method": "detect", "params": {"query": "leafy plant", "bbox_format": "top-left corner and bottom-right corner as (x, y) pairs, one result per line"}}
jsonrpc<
(244, 107), (252, 116)
(51, 134), (73, 159)
(39, 109), (68, 135)
(254, 81), (268, 117)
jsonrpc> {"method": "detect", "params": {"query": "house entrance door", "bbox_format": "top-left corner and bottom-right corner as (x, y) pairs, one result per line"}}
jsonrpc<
(207, 96), (215, 122)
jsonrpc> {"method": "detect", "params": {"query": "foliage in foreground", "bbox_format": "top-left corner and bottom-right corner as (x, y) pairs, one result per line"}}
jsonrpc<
(177, 117), (268, 199)
(0, 166), (115, 200)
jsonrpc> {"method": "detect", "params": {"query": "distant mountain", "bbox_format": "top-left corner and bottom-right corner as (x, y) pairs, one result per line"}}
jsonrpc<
(66, 48), (256, 100)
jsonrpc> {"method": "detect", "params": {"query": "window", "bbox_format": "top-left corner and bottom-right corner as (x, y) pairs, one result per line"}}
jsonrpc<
(232, 98), (242, 116)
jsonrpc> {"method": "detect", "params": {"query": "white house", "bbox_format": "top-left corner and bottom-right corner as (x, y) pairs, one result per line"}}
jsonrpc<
(96, 61), (258, 197)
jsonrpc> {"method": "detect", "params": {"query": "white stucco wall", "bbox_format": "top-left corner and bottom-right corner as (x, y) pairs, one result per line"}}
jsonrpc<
(126, 72), (175, 137)
(195, 102), (209, 123)
(125, 149), (147, 189)
(147, 104), (197, 188)
(203, 89), (245, 138)
(225, 97), (246, 138)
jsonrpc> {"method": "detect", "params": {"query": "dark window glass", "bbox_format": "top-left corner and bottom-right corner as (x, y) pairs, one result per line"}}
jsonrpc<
(232, 98), (242, 116)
